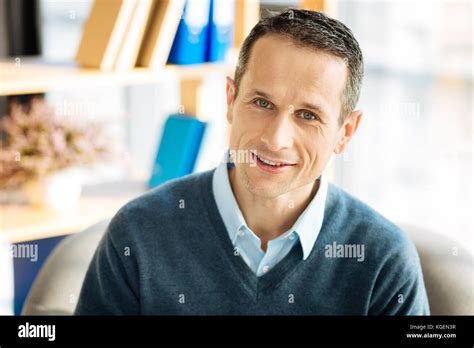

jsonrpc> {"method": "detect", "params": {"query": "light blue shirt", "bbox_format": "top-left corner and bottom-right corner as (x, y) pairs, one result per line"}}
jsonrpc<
(212, 155), (328, 277)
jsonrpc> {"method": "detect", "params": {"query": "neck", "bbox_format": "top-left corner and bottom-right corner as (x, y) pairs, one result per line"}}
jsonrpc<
(229, 167), (320, 251)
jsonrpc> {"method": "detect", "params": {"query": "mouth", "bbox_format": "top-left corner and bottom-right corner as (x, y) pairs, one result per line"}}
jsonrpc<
(250, 151), (296, 174)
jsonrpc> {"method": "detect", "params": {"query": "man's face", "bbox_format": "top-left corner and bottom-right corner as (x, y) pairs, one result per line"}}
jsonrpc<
(226, 34), (351, 198)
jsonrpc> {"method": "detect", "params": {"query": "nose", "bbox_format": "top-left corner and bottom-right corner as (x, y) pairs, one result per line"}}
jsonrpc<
(260, 112), (294, 152)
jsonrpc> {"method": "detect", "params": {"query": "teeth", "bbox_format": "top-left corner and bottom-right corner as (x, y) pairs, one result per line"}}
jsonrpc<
(258, 155), (281, 166)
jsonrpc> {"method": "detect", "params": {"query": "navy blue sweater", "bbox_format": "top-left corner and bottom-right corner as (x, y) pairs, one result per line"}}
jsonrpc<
(75, 169), (430, 315)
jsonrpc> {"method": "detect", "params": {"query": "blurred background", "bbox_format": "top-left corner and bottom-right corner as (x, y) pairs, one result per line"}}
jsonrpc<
(0, 0), (472, 315)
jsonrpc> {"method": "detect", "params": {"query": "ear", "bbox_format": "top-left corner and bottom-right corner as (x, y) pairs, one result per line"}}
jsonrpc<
(226, 76), (236, 124)
(334, 109), (363, 154)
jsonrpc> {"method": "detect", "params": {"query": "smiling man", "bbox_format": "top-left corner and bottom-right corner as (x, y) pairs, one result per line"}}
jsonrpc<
(75, 9), (429, 315)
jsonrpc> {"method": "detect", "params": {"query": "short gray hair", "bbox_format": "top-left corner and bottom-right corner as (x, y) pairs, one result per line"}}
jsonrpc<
(234, 9), (364, 124)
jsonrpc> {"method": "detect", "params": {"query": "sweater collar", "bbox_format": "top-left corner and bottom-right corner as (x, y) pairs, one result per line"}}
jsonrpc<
(212, 152), (328, 260)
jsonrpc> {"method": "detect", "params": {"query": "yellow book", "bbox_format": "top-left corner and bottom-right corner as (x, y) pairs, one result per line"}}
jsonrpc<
(75, 0), (136, 71)
(114, 0), (154, 70)
(137, 0), (186, 69)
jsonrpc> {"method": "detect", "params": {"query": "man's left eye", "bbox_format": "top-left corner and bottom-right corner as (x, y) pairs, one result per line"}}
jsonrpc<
(255, 99), (272, 109)
(300, 111), (317, 121)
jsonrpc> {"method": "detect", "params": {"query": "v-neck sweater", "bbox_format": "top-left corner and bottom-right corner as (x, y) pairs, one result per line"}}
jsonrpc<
(75, 168), (429, 315)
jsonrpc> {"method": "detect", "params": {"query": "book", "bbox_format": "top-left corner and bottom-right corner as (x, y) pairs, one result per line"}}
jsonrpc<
(148, 114), (207, 188)
(113, 0), (154, 70)
(75, 0), (136, 71)
(206, 0), (235, 62)
(137, 0), (186, 69)
(233, 0), (260, 48)
(167, 0), (211, 65)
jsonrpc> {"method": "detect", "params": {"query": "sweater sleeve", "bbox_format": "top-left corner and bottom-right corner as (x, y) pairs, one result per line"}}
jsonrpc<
(74, 210), (140, 315)
(369, 237), (430, 315)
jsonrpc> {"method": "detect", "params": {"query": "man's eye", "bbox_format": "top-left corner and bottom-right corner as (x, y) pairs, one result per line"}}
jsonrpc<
(255, 99), (272, 109)
(300, 111), (317, 121)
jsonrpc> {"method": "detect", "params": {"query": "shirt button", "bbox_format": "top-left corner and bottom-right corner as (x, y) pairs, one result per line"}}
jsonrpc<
(262, 265), (270, 273)
(238, 230), (245, 237)
(289, 234), (295, 240)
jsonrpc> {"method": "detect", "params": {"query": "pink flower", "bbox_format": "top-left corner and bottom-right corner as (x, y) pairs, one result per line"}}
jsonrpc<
(0, 98), (111, 189)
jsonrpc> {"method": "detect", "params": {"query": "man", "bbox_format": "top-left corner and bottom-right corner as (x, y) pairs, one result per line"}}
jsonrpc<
(75, 9), (429, 315)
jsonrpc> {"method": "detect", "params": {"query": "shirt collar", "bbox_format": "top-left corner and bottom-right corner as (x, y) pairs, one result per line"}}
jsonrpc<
(212, 158), (246, 245)
(212, 152), (328, 260)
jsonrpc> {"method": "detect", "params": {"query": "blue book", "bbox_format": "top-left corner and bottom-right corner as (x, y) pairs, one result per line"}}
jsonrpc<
(206, 0), (235, 62)
(167, 0), (211, 65)
(149, 114), (207, 188)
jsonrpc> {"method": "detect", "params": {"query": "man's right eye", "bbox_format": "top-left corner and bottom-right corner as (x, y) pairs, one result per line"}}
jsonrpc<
(254, 99), (272, 109)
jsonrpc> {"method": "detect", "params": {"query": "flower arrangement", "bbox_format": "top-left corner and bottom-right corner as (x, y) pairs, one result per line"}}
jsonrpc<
(0, 98), (111, 190)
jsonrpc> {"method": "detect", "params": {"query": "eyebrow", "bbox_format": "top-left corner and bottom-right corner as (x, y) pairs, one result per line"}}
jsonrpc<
(247, 89), (272, 99)
(247, 89), (328, 121)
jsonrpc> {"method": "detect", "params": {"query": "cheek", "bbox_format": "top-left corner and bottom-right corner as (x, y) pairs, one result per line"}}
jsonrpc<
(229, 104), (264, 147)
(299, 127), (332, 172)
(228, 114), (250, 151)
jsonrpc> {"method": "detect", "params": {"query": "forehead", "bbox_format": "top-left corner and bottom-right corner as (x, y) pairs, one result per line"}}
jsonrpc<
(243, 35), (348, 117)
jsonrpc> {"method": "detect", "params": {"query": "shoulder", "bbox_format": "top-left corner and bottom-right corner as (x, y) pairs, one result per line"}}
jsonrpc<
(325, 183), (418, 261)
(105, 169), (215, 244)
(124, 169), (213, 211)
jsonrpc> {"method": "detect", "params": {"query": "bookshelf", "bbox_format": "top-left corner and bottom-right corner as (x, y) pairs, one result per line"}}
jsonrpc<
(0, 52), (235, 242)
(0, 52), (238, 117)
(0, 55), (236, 97)
(0, 0), (337, 97)
(0, 181), (147, 244)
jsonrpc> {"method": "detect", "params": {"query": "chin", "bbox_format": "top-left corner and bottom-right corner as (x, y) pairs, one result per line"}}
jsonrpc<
(240, 165), (295, 198)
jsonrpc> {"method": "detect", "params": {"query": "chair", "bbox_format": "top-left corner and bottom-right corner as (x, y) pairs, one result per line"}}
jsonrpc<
(400, 224), (473, 315)
(21, 219), (110, 315)
(21, 220), (473, 315)
(0, 239), (14, 315)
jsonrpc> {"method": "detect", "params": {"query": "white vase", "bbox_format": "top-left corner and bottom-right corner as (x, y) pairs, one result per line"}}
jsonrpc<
(22, 168), (82, 211)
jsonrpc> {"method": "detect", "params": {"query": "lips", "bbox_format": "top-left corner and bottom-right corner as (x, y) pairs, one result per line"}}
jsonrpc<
(250, 151), (296, 174)
(257, 156), (294, 167)
(251, 151), (295, 166)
